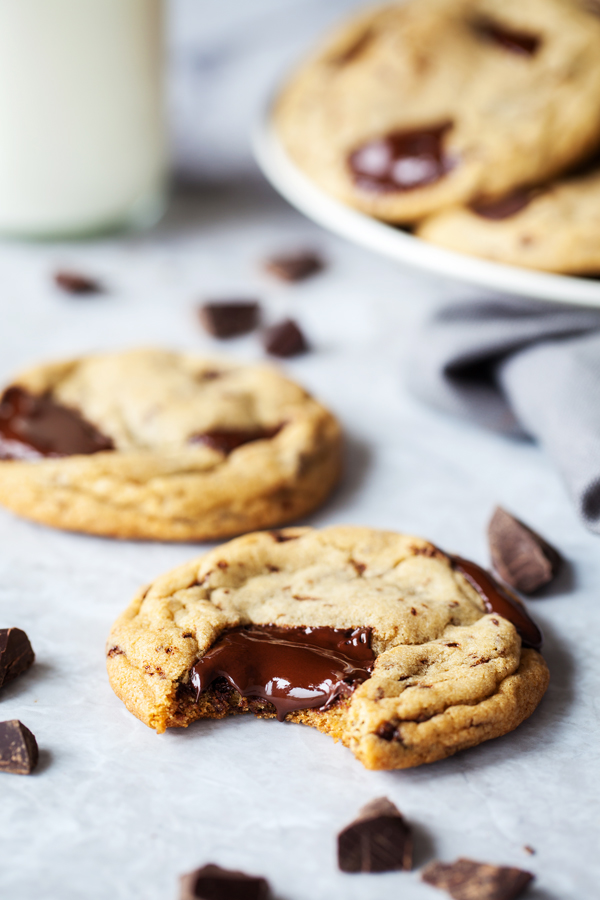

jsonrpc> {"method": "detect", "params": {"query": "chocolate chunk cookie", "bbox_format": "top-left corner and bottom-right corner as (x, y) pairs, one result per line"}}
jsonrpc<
(107, 526), (549, 769)
(417, 165), (600, 273)
(0, 349), (341, 540)
(275, 0), (600, 223)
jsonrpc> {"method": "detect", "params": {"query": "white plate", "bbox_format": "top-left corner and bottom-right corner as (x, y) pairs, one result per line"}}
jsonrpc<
(253, 114), (600, 308)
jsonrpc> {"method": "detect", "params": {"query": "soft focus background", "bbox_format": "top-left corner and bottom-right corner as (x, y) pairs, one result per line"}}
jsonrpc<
(0, 2), (598, 899)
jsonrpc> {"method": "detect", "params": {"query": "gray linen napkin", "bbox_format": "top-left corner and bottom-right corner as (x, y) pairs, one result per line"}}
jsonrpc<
(407, 296), (600, 533)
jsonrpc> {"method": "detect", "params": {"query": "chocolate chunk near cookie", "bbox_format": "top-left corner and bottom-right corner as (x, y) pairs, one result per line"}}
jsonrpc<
(179, 864), (271, 900)
(422, 858), (533, 900)
(473, 19), (540, 56)
(0, 628), (34, 690)
(0, 386), (114, 460)
(199, 301), (260, 338)
(488, 507), (561, 594)
(264, 250), (324, 282)
(190, 426), (282, 456)
(0, 720), (39, 775)
(338, 797), (412, 873)
(349, 123), (454, 193)
(54, 270), (102, 294)
(470, 189), (534, 220)
(263, 319), (308, 357)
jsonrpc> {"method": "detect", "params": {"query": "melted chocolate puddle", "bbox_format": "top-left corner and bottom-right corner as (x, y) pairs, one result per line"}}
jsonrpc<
(0, 386), (114, 460)
(470, 188), (535, 220)
(349, 122), (454, 193)
(190, 625), (374, 721)
(474, 20), (540, 56)
(451, 556), (542, 650)
(189, 426), (282, 455)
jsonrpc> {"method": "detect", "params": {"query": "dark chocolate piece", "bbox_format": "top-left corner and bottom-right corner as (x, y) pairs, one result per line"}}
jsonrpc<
(263, 319), (308, 357)
(338, 797), (413, 873)
(422, 858), (533, 900)
(54, 270), (102, 294)
(0, 629), (34, 690)
(473, 19), (540, 56)
(349, 122), (454, 193)
(471, 190), (533, 220)
(0, 386), (114, 460)
(190, 625), (374, 721)
(488, 507), (561, 594)
(264, 251), (324, 282)
(199, 302), (260, 339)
(179, 863), (271, 900)
(189, 425), (282, 455)
(451, 556), (542, 650)
(0, 720), (39, 775)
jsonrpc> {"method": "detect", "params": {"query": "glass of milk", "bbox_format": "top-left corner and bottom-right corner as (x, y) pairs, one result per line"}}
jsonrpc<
(0, 0), (166, 238)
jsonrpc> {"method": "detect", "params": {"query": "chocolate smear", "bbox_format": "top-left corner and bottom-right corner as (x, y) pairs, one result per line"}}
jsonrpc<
(0, 386), (114, 460)
(199, 301), (260, 339)
(264, 251), (324, 282)
(471, 189), (534, 220)
(0, 720), (39, 775)
(338, 797), (413, 873)
(190, 625), (374, 721)
(263, 319), (308, 357)
(451, 556), (542, 650)
(54, 270), (102, 294)
(349, 122), (454, 193)
(422, 857), (533, 900)
(474, 19), (540, 56)
(189, 425), (282, 456)
(179, 863), (271, 900)
(488, 507), (561, 594)
(0, 629), (34, 690)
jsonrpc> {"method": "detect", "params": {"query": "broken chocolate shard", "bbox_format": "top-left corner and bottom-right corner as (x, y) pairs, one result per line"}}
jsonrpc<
(422, 858), (533, 900)
(470, 189), (534, 220)
(264, 251), (324, 282)
(338, 796), (413, 873)
(488, 507), (561, 594)
(451, 556), (543, 650)
(473, 19), (540, 56)
(179, 863), (271, 900)
(0, 720), (39, 775)
(199, 301), (260, 339)
(190, 625), (374, 722)
(263, 319), (308, 357)
(189, 425), (282, 456)
(349, 122), (454, 193)
(54, 270), (102, 294)
(0, 386), (114, 460)
(0, 628), (35, 690)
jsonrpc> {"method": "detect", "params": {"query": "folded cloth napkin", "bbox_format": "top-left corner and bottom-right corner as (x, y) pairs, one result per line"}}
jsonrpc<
(407, 295), (600, 533)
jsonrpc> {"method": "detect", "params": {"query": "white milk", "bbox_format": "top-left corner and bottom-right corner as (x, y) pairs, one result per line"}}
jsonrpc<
(0, 0), (166, 237)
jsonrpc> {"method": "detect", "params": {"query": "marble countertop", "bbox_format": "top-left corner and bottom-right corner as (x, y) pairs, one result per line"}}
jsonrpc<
(0, 3), (598, 898)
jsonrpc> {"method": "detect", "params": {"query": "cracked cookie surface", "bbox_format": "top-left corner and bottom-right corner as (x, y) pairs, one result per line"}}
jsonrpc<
(107, 526), (549, 770)
(0, 349), (341, 540)
(275, 0), (600, 223)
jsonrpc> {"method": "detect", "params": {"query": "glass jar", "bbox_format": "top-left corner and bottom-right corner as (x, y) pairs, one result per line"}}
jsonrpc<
(0, 0), (166, 238)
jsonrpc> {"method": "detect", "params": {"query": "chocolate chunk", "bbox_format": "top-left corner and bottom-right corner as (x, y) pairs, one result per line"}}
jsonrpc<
(190, 625), (374, 722)
(263, 319), (308, 357)
(471, 189), (534, 220)
(0, 386), (114, 460)
(488, 507), (561, 594)
(0, 629), (34, 690)
(199, 302), (260, 339)
(451, 556), (542, 650)
(349, 122), (454, 193)
(264, 251), (324, 282)
(0, 720), (39, 775)
(422, 858), (533, 900)
(54, 270), (102, 294)
(474, 20), (540, 56)
(179, 863), (271, 900)
(338, 797), (413, 873)
(189, 425), (281, 455)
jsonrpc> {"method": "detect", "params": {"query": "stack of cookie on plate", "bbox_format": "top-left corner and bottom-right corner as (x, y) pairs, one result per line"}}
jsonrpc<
(275, 0), (600, 274)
